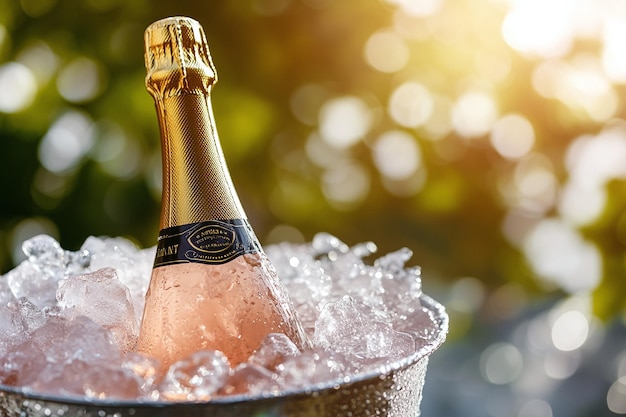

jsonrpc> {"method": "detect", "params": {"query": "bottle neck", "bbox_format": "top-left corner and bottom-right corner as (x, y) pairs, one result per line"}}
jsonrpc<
(154, 91), (246, 229)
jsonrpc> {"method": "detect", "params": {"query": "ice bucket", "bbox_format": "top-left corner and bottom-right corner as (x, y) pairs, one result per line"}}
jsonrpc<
(0, 294), (447, 417)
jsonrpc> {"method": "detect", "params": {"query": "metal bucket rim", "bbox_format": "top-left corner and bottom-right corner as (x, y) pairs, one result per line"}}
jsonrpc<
(0, 294), (448, 408)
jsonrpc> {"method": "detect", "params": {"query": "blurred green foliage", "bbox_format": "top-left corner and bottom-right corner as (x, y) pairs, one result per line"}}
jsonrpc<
(1, 0), (625, 322)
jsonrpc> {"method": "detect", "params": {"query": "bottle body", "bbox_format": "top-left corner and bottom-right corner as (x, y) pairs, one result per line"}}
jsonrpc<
(139, 253), (305, 368)
(136, 16), (309, 371)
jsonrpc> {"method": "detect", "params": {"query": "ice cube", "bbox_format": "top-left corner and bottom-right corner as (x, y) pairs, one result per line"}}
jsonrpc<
(7, 235), (92, 310)
(27, 314), (68, 352)
(279, 263), (332, 334)
(160, 350), (231, 401)
(5, 260), (59, 309)
(328, 241), (378, 285)
(15, 315), (134, 398)
(81, 236), (153, 321)
(57, 267), (138, 352)
(267, 241), (333, 336)
(394, 305), (440, 348)
(265, 241), (316, 282)
(31, 358), (147, 400)
(314, 295), (415, 362)
(30, 315), (121, 365)
(0, 340), (47, 386)
(64, 247), (91, 278)
(14, 297), (47, 332)
(276, 349), (354, 388)
(0, 304), (27, 357)
(332, 264), (386, 313)
(0, 275), (15, 307)
(311, 233), (350, 256)
(22, 234), (66, 277)
(122, 352), (161, 399)
(249, 333), (301, 371)
(219, 363), (282, 396)
(381, 267), (423, 324)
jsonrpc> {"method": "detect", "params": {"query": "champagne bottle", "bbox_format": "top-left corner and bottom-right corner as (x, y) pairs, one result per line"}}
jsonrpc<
(137, 16), (310, 370)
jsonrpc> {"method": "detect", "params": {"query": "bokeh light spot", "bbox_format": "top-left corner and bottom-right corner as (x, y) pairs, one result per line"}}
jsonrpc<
(17, 41), (59, 84)
(480, 343), (524, 385)
(560, 124), (626, 225)
(509, 154), (558, 214)
(565, 126), (626, 189)
(558, 183), (605, 227)
(501, 0), (574, 58)
(518, 399), (553, 417)
(305, 132), (346, 169)
(38, 110), (94, 174)
(490, 114), (535, 159)
(322, 162), (370, 210)
(448, 277), (485, 314)
(92, 120), (140, 179)
(551, 310), (589, 352)
(602, 17), (626, 83)
(523, 218), (601, 293)
(388, 81), (433, 128)
(451, 91), (497, 139)
(290, 83), (328, 126)
(364, 30), (410, 73)
(532, 55), (617, 122)
(543, 350), (581, 379)
(607, 377), (626, 414)
(423, 94), (453, 139)
(57, 57), (105, 103)
(372, 130), (421, 180)
(0, 62), (38, 113)
(319, 96), (373, 148)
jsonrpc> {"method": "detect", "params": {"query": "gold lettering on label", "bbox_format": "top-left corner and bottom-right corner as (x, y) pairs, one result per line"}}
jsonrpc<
(157, 244), (179, 258)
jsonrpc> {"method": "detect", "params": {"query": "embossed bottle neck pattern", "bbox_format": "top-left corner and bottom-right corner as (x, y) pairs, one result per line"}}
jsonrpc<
(153, 88), (247, 228)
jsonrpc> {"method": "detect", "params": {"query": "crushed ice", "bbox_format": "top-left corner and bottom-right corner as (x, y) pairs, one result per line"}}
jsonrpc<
(0, 233), (439, 401)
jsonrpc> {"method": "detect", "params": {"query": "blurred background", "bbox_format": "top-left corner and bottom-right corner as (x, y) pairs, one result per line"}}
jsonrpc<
(1, 0), (626, 415)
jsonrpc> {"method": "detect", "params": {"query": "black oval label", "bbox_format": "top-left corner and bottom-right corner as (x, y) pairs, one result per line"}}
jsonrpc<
(153, 219), (259, 267)
(188, 224), (235, 254)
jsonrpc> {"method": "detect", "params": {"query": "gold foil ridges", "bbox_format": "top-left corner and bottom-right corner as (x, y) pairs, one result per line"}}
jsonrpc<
(144, 16), (217, 98)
